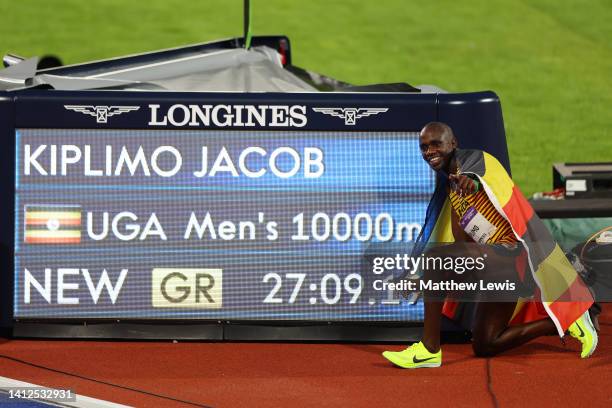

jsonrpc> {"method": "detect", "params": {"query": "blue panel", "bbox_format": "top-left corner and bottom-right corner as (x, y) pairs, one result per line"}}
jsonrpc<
(14, 128), (433, 322)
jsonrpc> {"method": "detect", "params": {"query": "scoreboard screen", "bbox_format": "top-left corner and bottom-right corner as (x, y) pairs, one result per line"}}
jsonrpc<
(14, 127), (434, 321)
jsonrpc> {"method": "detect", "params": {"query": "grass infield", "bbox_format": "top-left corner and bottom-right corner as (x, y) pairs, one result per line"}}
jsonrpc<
(1, 0), (610, 195)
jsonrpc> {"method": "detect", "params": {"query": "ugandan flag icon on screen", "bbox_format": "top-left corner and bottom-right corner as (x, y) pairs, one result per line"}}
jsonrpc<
(24, 205), (82, 244)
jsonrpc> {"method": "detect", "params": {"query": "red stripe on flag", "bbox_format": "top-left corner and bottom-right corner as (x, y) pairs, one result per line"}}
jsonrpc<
(25, 236), (81, 244)
(548, 301), (592, 333)
(502, 185), (534, 237)
(25, 218), (81, 226)
(546, 277), (593, 331)
(442, 301), (459, 320)
(510, 299), (549, 326)
(552, 274), (594, 303)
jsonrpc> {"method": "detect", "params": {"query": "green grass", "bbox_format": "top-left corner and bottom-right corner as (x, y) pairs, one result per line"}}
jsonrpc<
(1, 0), (610, 195)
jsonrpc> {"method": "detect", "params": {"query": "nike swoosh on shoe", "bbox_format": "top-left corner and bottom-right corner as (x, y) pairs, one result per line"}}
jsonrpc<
(577, 323), (585, 338)
(413, 356), (436, 363)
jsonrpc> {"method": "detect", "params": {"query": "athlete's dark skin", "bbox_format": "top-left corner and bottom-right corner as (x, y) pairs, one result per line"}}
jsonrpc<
(418, 122), (557, 356)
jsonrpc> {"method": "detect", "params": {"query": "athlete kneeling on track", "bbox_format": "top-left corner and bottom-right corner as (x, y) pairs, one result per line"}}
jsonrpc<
(382, 122), (597, 369)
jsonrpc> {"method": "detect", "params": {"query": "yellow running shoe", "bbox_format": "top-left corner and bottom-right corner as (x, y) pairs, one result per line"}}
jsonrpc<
(382, 341), (441, 368)
(568, 311), (598, 358)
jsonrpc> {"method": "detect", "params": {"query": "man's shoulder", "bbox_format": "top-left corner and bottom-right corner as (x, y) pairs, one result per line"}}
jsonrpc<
(456, 149), (507, 175)
(456, 148), (494, 161)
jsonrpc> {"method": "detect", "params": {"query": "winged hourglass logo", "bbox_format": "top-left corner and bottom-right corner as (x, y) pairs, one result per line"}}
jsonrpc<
(312, 107), (388, 125)
(64, 105), (140, 123)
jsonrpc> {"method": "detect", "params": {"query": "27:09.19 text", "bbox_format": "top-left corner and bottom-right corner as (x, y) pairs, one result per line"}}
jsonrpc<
(262, 273), (362, 304)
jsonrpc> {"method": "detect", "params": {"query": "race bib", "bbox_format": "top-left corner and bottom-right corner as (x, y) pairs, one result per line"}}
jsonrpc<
(459, 206), (497, 244)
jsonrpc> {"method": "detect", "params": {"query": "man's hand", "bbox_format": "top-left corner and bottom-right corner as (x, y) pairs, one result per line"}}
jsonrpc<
(449, 174), (478, 196)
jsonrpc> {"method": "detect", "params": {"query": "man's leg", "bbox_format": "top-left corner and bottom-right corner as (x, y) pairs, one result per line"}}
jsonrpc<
(381, 297), (444, 368)
(420, 243), (478, 353)
(380, 244), (454, 368)
(421, 300), (444, 353)
(471, 301), (557, 357)
(420, 243), (480, 353)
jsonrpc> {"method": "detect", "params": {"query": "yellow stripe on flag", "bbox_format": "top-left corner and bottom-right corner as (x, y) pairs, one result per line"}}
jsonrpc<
(431, 198), (455, 243)
(481, 152), (514, 207)
(534, 244), (580, 303)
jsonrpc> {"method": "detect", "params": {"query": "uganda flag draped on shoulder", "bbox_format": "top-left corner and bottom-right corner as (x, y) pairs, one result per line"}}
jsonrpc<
(415, 149), (593, 337)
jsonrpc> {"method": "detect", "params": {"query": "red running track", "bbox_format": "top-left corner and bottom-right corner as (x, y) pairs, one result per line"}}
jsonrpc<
(0, 309), (610, 407)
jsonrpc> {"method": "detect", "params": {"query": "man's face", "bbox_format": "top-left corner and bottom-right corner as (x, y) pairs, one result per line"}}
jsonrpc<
(419, 128), (456, 172)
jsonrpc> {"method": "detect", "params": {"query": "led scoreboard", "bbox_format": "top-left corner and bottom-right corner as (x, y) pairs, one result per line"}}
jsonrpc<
(1, 90), (510, 340)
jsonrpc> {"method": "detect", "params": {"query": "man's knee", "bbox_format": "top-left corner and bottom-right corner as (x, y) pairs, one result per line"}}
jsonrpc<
(471, 329), (505, 357)
(471, 339), (499, 357)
